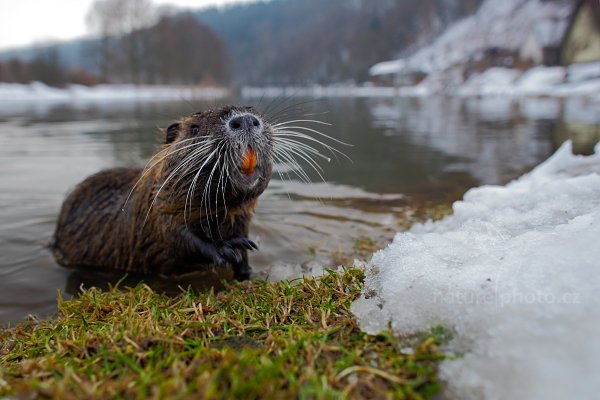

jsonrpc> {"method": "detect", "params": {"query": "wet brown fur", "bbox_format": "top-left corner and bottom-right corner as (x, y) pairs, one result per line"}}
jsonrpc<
(52, 106), (273, 280)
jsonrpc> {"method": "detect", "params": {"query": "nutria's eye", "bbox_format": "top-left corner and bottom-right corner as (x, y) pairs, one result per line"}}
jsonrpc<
(166, 123), (180, 144)
(191, 125), (200, 135)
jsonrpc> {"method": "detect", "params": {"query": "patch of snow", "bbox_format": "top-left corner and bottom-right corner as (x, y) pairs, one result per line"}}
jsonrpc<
(0, 82), (229, 103)
(352, 141), (600, 399)
(516, 66), (566, 91)
(457, 67), (523, 96)
(454, 65), (600, 99)
(563, 97), (600, 125)
(241, 85), (401, 98)
(567, 60), (600, 83)
(370, 59), (407, 77)
(518, 97), (562, 120)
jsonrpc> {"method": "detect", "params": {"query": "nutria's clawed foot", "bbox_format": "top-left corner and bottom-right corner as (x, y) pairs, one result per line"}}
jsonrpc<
(183, 228), (256, 280)
(215, 238), (258, 266)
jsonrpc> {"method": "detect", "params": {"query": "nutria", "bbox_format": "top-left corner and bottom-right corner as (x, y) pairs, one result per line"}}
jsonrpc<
(52, 105), (274, 281)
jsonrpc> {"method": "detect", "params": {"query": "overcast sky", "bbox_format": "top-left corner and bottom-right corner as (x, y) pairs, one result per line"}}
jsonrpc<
(0, 0), (258, 51)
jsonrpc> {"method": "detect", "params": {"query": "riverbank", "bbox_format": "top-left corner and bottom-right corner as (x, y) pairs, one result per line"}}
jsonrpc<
(0, 82), (229, 103)
(2, 61), (599, 105)
(242, 63), (600, 101)
(0, 268), (449, 399)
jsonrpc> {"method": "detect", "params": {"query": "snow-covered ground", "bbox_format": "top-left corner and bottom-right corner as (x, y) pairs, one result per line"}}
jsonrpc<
(0, 82), (229, 103)
(352, 141), (600, 399)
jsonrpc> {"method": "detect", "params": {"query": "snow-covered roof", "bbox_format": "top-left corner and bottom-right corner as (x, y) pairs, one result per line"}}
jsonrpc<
(369, 59), (406, 76)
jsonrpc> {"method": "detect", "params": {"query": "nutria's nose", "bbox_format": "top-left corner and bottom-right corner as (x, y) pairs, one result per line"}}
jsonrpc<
(228, 115), (261, 131)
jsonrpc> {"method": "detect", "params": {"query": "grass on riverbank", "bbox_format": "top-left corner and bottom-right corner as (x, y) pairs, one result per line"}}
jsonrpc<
(0, 268), (449, 399)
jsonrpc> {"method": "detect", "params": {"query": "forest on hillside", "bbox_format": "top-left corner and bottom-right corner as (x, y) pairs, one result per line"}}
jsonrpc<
(197, 0), (483, 85)
(0, 0), (483, 87)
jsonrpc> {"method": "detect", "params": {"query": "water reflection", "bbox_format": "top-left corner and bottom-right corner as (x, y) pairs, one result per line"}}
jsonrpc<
(371, 97), (552, 184)
(0, 95), (597, 325)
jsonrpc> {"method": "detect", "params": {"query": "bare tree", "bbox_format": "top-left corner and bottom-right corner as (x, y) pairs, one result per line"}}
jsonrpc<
(150, 13), (231, 85)
(86, 0), (156, 83)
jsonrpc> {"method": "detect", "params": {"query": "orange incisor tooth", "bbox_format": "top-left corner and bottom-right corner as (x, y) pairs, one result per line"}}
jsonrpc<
(241, 147), (257, 174)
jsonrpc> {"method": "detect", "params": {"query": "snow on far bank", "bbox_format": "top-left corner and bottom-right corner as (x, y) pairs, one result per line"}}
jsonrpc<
(352, 141), (600, 399)
(242, 61), (600, 100)
(456, 63), (600, 98)
(372, 0), (571, 76)
(241, 85), (405, 98)
(0, 82), (229, 103)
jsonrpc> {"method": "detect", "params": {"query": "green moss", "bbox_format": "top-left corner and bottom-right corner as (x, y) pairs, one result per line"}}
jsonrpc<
(0, 269), (449, 399)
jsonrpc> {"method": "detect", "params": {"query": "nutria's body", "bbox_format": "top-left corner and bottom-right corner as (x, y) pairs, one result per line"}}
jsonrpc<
(52, 106), (273, 280)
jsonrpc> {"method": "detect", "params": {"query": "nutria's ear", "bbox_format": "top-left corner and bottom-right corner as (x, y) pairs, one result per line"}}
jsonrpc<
(165, 123), (180, 144)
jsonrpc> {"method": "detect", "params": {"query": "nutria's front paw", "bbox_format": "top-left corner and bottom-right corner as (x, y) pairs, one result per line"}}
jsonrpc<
(185, 232), (228, 267)
(184, 229), (257, 269)
(224, 237), (258, 251)
(217, 242), (243, 264)
(216, 238), (257, 264)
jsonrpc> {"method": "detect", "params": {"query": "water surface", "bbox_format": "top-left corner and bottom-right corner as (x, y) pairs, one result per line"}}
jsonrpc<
(1, 95), (597, 325)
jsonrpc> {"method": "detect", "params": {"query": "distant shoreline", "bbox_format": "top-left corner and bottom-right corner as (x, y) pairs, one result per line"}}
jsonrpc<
(2, 63), (600, 104)
(0, 82), (230, 103)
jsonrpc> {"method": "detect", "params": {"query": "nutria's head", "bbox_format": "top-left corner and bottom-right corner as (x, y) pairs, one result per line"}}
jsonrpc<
(157, 105), (274, 213)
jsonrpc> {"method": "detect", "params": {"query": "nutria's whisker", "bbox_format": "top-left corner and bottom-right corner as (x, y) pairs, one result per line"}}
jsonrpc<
(199, 144), (225, 237)
(142, 137), (216, 178)
(221, 145), (234, 214)
(170, 143), (219, 214)
(169, 143), (219, 199)
(274, 137), (333, 163)
(274, 144), (326, 175)
(266, 98), (327, 124)
(274, 134), (336, 169)
(184, 144), (222, 227)
(274, 125), (351, 148)
(145, 146), (220, 227)
(273, 154), (309, 185)
(214, 148), (231, 239)
(273, 131), (350, 161)
(123, 139), (217, 210)
(272, 119), (332, 128)
(275, 145), (327, 183)
(273, 149), (314, 185)
(198, 144), (223, 218)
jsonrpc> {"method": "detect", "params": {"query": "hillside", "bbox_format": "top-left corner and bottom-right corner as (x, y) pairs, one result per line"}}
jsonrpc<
(196, 0), (483, 85)
(371, 0), (573, 79)
(0, 0), (483, 86)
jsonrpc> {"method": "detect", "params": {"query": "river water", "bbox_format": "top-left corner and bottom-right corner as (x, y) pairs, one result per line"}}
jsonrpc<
(0, 95), (598, 325)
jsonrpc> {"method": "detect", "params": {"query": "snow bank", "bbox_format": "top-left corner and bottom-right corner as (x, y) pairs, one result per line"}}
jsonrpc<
(352, 141), (600, 399)
(0, 82), (229, 103)
(456, 64), (600, 99)
(456, 67), (523, 96)
(241, 85), (401, 98)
